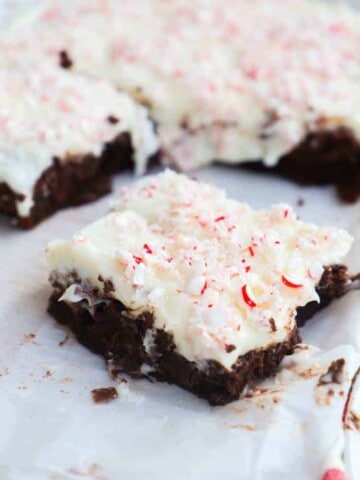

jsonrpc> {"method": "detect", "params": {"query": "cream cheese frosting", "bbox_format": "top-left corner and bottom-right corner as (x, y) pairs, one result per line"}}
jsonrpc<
(46, 170), (353, 369)
(0, 52), (158, 217)
(3, 0), (360, 171)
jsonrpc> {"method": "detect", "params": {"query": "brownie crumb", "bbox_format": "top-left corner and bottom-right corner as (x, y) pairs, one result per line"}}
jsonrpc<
(225, 344), (236, 353)
(318, 358), (345, 386)
(59, 50), (73, 69)
(342, 367), (360, 430)
(107, 115), (120, 125)
(347, 411), (360, 431)
(59, 334), (69, 347)
(24, 333), (35, 340)
(269, 318), (277, 332)
(91, 387), (118, 404)
(296, 198), (305, 207)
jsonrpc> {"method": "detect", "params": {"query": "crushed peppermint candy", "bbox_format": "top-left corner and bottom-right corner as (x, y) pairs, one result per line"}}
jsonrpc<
(4, 0), (360, 175)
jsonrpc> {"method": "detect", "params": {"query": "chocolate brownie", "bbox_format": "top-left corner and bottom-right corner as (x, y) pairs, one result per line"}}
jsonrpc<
(48, 290), (299, 406)
(244, 129), (360, 203)
(0, 59), (158, 228)
(296, 265), (358, 326)
(5, 0), (360, 199)
(46, 171), (354, 404)
(0, 133), (133, 229)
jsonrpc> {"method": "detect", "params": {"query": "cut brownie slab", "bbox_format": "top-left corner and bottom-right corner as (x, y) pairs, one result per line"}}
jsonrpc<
(5, 0), (360, 201)
(0, 57), (158, 228)
(46, 170), (353, 405)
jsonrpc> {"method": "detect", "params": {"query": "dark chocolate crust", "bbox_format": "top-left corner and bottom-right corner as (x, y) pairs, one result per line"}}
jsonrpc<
(0, 132), (134, 229)
(296, 265), (352, 327)
(48, 291), (299, 406)
(244, 128), (360, 203)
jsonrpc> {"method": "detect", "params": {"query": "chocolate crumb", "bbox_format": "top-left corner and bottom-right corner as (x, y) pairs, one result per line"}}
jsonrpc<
(22, 333), (40, 346)
(269, 318), (277, 332)
(91, 387), (118, 404)
(343, 367), (360, 430)
(107, 115), (120, 125)
(59, 50), (73, 69)
(296, 198), (305, 207)
(98, 276), (115, 295)
(24, 333), (36, 340)
(225, 344), (236, 353)
(230, 424), (256, 432)
(318, 358), (345, 386)
(59, 334), (69, 347)
(347, 411), (360, 431)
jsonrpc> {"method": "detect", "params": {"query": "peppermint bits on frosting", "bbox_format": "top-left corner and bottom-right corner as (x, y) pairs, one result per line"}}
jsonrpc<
(47, 170), (353, 369)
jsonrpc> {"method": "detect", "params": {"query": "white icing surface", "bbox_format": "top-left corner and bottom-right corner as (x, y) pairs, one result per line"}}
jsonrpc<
(0, 50), (158, 217)
(3, 0), (360, 171)
(46, 170), (353, 369)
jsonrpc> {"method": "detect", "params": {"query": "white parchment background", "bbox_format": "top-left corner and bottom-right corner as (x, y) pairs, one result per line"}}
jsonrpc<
(0, 1), (360, 479)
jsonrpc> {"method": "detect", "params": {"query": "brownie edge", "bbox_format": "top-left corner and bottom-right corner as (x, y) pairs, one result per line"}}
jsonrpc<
(296, 265), (353, 327)
(0, 132), (134, 229)
(244, 128), (360, 203)
(48, 291), (300, 406)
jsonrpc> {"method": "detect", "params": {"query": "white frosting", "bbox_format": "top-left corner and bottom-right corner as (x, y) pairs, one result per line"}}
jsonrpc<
(0, 52), (158, 217)
(3, 0), (360, 171)
(46, 170), (353, 369)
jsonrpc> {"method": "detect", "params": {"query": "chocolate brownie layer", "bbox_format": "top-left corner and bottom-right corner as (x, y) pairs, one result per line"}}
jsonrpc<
(47, 264), (355, 404)
(48, 291), (300, 406)
(244, 128), (360, 203)
(296, 265), (354, 327)
(0, 133), (133, 229)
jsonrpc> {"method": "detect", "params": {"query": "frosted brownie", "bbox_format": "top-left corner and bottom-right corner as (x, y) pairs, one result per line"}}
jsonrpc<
(0, 56), (158, 228)
(46, 170), (353, 405)
(5, 0), (360, 201)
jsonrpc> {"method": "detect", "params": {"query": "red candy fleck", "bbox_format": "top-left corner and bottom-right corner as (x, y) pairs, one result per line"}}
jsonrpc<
(232, 83), (243, 92)
(241, 285), (257, 308)
(307, 269), (317, 280)
(245, 266), (251, 273)
(321, 468), (348, 480)
(143, 243), (153, 254)
(281, 275), (303, 289)
(246, 67), (258, 80)
(284, 209), (289, 218)
(329, 23), (347, 35)
(200, 281), (208, 296)
(132, 255), (143, 265)
(215, 215), (226, 222)
(248, 246), (255, 257)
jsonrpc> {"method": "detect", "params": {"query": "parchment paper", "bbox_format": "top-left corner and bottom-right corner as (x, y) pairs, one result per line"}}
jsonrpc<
(0, 1), (360, 478)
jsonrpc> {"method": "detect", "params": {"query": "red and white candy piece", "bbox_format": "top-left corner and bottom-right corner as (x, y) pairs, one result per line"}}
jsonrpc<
(281, 275), (303, 289)
(241, 284), (257, 308)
